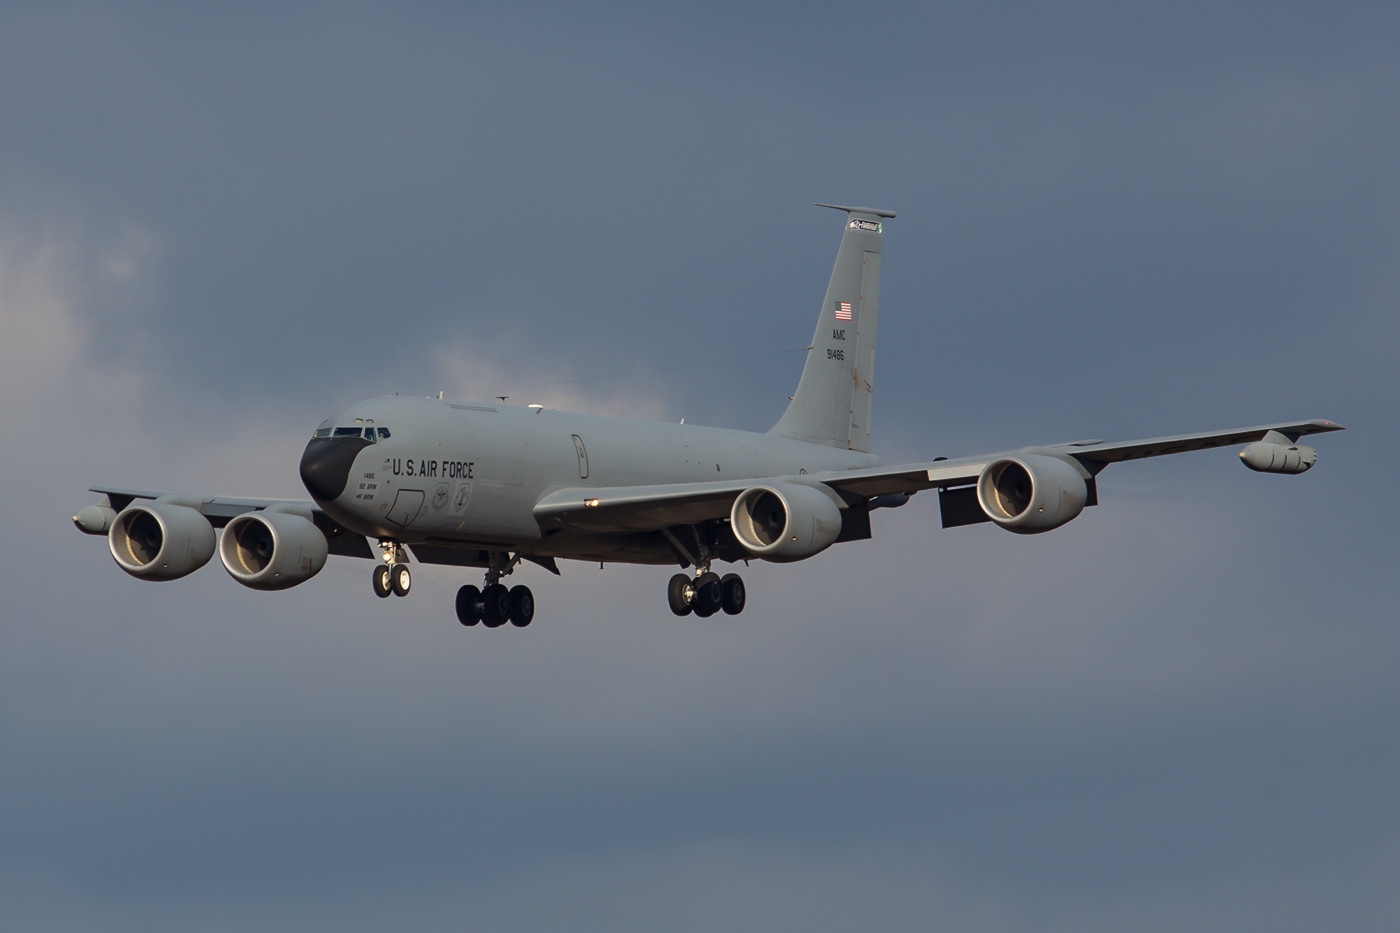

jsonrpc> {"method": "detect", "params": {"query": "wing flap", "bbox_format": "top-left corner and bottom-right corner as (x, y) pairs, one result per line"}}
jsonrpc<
(534, 480), (757, 533)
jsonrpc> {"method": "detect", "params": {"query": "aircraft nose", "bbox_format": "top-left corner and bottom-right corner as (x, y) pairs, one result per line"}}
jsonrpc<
(299, 437), (371, 502)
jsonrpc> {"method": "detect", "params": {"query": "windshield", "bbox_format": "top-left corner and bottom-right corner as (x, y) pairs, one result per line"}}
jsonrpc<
(318, 425), (391, 442)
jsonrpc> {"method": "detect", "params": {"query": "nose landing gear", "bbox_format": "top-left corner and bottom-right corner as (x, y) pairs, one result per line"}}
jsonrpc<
(372, 541), (412, 598)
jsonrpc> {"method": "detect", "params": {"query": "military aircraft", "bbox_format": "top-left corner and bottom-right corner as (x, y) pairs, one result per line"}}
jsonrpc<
(73, 203), (1343, 628)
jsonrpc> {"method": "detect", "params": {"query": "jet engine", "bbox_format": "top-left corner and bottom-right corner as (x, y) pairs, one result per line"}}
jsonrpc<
(108, 500), (216, 580)
(730, 482), (843, 561)
(219, 509), (329, 590)
(976, 454), (1089, 534)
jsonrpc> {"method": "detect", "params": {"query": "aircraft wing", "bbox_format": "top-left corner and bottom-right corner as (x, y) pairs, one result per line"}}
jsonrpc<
(531, 457), (995, 533)
(1052, 419), (1344, 465)
(810, 419), (1347, 497)
(86, 486), (376, 558)
(533, 419), (1344, 535)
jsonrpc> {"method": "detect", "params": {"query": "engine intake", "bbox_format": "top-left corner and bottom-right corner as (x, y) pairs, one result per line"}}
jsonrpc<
(730, 482), (843, 562)
(220, 510), (329, 590)
(976, 454), (1089, 534)
(108, 501), (216, 580)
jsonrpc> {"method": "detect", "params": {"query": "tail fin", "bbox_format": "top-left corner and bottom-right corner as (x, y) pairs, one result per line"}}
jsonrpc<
(770, 203), (894, 453)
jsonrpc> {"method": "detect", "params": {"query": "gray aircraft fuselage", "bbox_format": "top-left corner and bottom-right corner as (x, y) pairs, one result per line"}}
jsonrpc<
(301, 394), (879, 564)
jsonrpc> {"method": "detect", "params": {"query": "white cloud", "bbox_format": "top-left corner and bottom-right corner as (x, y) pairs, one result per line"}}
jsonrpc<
(424, 334), (675, 421)
(0, 225), (84, 406)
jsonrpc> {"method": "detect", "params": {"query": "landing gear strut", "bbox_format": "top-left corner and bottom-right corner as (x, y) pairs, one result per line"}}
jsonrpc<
(456, 552), (534, 628)
(373, 540), (411, 598)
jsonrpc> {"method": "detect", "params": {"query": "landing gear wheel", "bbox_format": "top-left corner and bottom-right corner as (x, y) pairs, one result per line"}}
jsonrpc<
(390, 563), (412, 597)
(373, 564), (392, 598)
(456, 585), (481, 626)
(692, 572), (723, 618)
(720, 573), (746, 615)
(668, 573), (694, 616)
(508, 585), (535, 627)
(481, 583), (511, 628)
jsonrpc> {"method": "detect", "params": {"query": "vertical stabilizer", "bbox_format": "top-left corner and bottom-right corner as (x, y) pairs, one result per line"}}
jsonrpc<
(770, 203), (894, 452)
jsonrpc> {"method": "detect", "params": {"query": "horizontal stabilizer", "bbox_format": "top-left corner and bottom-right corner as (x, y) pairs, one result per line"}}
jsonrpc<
(814, 203), (897, 218)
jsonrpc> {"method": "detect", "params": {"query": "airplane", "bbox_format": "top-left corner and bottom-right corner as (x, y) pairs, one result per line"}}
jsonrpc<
(73, 203), (1344, 628)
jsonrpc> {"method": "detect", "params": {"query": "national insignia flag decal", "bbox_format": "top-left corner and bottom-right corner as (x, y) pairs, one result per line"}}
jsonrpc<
(834, 301), (853, 321)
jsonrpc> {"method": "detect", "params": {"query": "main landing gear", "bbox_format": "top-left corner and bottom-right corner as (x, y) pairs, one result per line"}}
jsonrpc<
(667, 567), (746, 617)
(660, 526), (747, 617)
(455, 552), (534, 628)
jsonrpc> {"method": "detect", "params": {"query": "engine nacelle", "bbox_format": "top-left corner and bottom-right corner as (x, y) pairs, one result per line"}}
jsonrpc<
(108, 501), (216, 580)
(219, 510), (329, 590)
(730, 482), (843, 562)
(1239, 441), (1317, 474)
(976, 453), (1088, 534)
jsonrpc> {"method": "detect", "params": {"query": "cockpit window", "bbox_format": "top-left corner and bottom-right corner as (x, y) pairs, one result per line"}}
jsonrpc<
(318, 423), (389, 441)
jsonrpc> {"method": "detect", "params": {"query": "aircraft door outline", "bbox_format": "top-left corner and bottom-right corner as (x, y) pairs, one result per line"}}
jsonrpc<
(572, 434), (589, 479)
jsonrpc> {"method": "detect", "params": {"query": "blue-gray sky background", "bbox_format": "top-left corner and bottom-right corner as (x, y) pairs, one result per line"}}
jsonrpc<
(2, 3), (1396, 930)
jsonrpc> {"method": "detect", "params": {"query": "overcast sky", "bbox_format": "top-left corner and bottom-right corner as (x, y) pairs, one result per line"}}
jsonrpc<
(2, 3), (1397, 930)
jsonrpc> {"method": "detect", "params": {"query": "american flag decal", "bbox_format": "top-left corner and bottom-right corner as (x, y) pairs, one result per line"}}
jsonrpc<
(834, 301), (853, 321)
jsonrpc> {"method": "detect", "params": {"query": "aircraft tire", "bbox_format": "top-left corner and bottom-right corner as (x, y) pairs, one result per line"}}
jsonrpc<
(456, 585), (481, 626)
(508, 585), (535, 627)
(667, 573), (694, 616)
(373, 564), (392, 598)
(720, 574), (746, 615)
(481, 583), (511, 627)
(391, 563), (412, 597)
(693, 572), (723, 617)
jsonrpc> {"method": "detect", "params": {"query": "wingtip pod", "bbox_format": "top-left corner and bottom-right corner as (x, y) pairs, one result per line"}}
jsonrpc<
(73, 505), (116, 535)
(1239, 430), (1318, 474)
